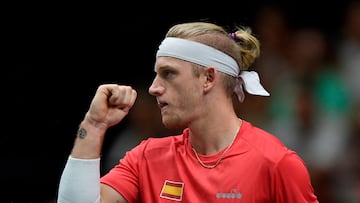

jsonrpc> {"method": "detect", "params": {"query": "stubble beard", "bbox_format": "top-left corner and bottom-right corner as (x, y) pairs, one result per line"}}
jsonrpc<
(161, 114), (186, 130)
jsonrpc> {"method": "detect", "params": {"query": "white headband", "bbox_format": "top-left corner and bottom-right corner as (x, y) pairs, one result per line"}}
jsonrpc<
(157, 37), (239, 76)
(156, 37), (270, 101)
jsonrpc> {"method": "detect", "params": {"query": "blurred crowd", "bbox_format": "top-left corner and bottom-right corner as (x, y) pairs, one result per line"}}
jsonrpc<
(242, 2), (360, 202)
(250, 2), (360, 202)
(103, 2), (360, 203)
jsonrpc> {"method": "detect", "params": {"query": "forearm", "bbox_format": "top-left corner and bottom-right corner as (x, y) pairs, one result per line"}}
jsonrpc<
(71, 114), (107, 159)
(57, 156), (101, 203)
(58, 115), (107, 203)
(58, 84), (136, 202)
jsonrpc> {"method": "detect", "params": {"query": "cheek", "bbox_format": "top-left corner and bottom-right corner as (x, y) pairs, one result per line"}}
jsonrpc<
(178, 87), (202, 110)
(171, 79), (203, 110)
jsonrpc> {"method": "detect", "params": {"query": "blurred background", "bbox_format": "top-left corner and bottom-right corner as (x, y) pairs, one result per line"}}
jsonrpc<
(4, 0), (360, 202)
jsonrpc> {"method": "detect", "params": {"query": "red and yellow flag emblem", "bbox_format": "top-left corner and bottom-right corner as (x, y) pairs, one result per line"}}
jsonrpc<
(160, 180), (184, 201)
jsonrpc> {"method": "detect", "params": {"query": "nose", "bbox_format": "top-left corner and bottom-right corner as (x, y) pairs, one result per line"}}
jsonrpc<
(148, 76), (165, 96)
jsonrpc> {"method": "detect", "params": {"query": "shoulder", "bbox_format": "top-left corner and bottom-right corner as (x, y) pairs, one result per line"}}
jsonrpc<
(133, 129), (187, 153)
(240, 121), (313, 180)
(240, 120), (286, 150)
(239, 120), (295, 163)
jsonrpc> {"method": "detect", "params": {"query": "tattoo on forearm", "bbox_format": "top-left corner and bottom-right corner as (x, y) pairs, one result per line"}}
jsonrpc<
(77, 128), (87, 139)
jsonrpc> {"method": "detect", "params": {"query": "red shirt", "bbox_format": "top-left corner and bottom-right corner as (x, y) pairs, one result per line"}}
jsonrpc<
(101, 120), (318, 202)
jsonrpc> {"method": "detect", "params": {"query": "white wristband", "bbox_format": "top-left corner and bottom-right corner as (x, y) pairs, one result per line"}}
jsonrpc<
(57, 156), (101, 203)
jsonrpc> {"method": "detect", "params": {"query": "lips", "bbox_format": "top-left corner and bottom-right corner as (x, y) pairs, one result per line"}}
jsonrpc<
(158, 102), (168, 109)
(157, 99), (168, 109)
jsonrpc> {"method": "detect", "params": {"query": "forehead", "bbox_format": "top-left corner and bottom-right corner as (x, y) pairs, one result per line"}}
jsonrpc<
(154, 56), (193, 71)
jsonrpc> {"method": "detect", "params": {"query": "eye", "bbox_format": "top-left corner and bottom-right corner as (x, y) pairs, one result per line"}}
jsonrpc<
(160, 69), (176, 79)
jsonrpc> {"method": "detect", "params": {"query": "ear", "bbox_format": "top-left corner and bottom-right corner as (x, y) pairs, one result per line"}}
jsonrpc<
(203, 66), (217, 92)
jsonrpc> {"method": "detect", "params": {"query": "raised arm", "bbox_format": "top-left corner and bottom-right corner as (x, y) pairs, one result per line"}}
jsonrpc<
(72, 84), (137, 158)
(57, 84), (137, 203)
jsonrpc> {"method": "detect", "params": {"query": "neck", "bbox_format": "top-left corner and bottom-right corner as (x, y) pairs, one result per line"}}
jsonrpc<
(189, 116), (242, 155)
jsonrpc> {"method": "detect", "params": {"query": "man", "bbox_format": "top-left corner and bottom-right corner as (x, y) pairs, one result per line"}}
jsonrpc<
(58, 22), (318, 202)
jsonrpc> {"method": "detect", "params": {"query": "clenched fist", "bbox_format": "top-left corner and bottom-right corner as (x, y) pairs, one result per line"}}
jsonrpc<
(86, 84), (137, 129)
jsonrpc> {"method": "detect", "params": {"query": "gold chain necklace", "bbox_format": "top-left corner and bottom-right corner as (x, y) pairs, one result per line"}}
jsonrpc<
(192, 127), (239, 169)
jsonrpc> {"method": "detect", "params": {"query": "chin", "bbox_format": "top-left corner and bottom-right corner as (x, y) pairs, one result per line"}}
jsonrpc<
(162, 117), (186, 129)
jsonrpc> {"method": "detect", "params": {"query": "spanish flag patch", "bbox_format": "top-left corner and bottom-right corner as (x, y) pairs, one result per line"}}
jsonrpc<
(160, 180), (184, 201)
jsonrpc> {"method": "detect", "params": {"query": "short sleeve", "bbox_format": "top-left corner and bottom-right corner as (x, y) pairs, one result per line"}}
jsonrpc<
(100, 140), (147, 202)
(273, 151), (319, 203)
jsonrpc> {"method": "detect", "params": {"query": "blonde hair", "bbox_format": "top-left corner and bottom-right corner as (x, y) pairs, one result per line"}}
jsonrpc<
(165, 21), (261, 95)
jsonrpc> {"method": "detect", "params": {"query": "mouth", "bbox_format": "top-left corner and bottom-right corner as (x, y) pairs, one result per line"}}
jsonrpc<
(157, 99), (168, 110)
(157, 102), (168, 109)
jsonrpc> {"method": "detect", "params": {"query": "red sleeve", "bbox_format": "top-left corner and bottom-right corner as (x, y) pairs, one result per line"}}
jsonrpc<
(100, 140), (146, 203)
(273, 151), (319, 203)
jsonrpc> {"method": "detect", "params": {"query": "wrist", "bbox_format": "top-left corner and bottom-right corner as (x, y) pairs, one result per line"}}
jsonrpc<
(83, 112), (108, 131)
(70, 118), (107, 159)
